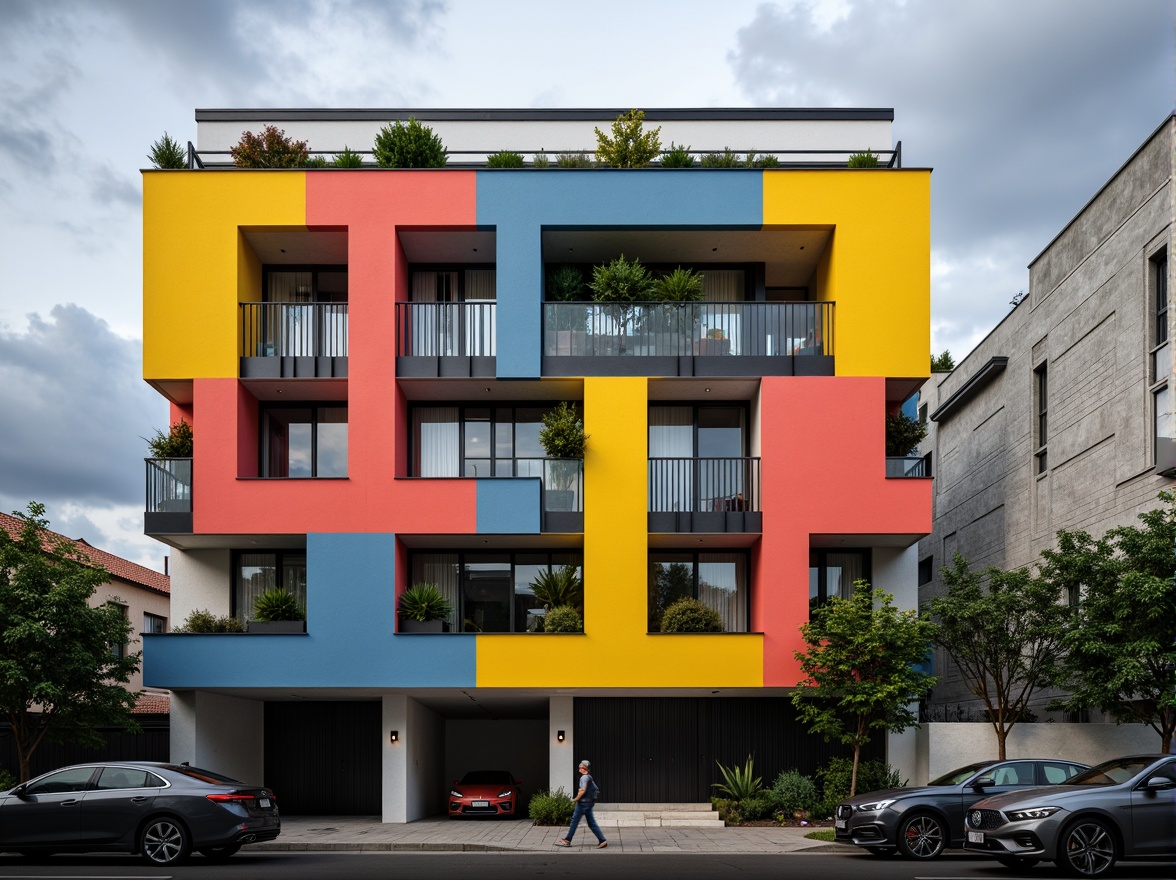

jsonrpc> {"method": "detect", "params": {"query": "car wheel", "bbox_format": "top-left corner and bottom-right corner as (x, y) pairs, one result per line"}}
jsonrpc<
(997, 855), (1040, 869)
(198, 844), (241, 861)
(140, 817), (191, 866)
(896, 813), (947, 860)
(866, 846), (898, 857)
(1055, 818), (1117, 878)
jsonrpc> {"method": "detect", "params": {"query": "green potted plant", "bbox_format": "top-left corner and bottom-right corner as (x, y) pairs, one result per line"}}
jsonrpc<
(487, 150), (525, 168)
(373, 118), (447, 168)
(229, 125), (310, 168)
(172, 609), (246, 633)
(247, 588), (307, 633)
(543, 605), (583, 633)
(847, 149), (880, 168)
(660, 597), (723, 633)
(547, 265), (588, 353)
(540, 402), (587, 510)
(660, 142), (694, 168)
(148, 132), (187, 170)
(594, 109), (662, 168)
(398, 583), (453, 633)
(590, 254), (656, 353)
(530, 565), (583, 613)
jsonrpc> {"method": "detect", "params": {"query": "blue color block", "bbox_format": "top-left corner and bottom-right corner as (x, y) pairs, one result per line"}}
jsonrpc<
(144, 533), (477, 689)
(476, 478), (541, 533)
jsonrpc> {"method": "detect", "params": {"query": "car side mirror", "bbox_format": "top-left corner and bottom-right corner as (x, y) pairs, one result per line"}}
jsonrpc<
(1144, 776), (1176, 791)
(11, 784), (28, 799)
(973, 776), (995, 790)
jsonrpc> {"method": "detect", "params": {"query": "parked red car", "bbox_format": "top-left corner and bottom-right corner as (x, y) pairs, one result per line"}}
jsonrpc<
(448, 770), (523, 818)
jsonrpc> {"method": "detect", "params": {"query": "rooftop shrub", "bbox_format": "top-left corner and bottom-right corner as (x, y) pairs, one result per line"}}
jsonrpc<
(595, 109), (661, 168)
(373, 117), (447, 168)
(230, 125), (309, 168)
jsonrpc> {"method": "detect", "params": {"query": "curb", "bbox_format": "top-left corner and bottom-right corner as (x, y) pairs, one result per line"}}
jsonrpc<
(253, 842), (525, 853)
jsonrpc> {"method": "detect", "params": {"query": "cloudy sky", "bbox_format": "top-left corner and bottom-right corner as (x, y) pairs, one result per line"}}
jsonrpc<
(0, 0), (1171, 568)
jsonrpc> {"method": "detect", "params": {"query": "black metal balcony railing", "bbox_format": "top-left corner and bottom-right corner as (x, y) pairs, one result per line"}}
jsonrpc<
(396, 302), (497, 357)
(543, 302), (833, 357)
(146, 458), (192, 513)
(886, 454), (932, 478)
(241, 302), (348, 358)
(648, 457), (761, 512)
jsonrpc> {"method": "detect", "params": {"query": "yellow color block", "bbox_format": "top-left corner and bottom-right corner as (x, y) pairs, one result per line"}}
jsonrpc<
(143, 172), (306, 380)
(763, 170), (931, 379)
(477, 378), (763, 687)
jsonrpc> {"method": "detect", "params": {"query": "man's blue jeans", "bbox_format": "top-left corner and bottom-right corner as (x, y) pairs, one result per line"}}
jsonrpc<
(564, 799), (605, 843)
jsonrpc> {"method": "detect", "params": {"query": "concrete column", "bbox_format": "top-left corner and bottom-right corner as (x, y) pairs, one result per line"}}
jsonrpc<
(549, 695), (574, 793)
(382, 694), (408, 823)
(383, 694), (444, 823)
(170, 691), (263, 785)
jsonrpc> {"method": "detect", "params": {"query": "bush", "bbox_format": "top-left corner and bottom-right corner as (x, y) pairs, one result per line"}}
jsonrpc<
(532, 151), (550, 168)
(398, 583), (453, 622)
(373, 117), (447, 168)
(700, 148), (741, 168)
(540, 401), (588, 458)
(712, 755), (764, 801)
(590, 254), (655, 303)
(230, 125), (309, 168)
(332, 146), (364, 168)
(547, 265), (587, 302)
(529, 787), (574, 825)
(739, 792), (777, 821)
(652, 267), (704, 302)
(815, 757), (905, 815)
(594, 109), (661, 168)
(252, 589), (305, 622)
(555, 152), (593, 168)
(146, 420), (193, 457)
(660, 597), (723, 633)
(770, 769), (818, 817)
(847, 149), (880, 168)
(747, 153), (780, 168)
(544, 605), (583, 633)
(173, 609), (246, 634)
(0, 768), (15, 791)
(660, 142), (694, 168)
(148, 132), (186, 169)
(487, 150), (525, 168)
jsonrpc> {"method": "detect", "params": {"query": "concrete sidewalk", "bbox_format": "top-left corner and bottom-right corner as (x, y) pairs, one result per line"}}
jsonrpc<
(257, 815), (844, 854)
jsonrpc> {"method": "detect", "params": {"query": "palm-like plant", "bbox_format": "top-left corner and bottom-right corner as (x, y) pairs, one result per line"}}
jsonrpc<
(398, 583), (453, 622)
(530, 565), (583, 611)
(712, 755), (764, 801)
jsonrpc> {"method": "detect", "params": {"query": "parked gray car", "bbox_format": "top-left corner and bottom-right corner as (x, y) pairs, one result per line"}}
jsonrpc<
(964, 754), (1176, 877)
(0, 761), (280, 865)
(834, 758), (1089, 860)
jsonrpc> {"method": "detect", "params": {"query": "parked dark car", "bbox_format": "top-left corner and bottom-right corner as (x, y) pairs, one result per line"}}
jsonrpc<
(835, 758), (1089, 860)
(0, 761), (280, 865)
(448, 770), (523, 818)
(964, 754), (1176, 877)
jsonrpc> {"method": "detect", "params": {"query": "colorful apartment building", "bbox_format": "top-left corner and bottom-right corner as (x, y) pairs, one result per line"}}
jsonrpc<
(141, 108), (931, 821)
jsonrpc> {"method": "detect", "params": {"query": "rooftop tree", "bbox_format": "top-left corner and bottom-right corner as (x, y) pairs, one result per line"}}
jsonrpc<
(595, 109), (661, 168)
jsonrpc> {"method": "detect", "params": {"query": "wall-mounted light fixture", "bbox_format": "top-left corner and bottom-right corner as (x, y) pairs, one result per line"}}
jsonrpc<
(390, 730), (399, 744)
(557, 730), (566, 742)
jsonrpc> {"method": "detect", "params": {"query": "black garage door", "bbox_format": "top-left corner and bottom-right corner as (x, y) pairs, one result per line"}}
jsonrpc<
(573, 697), (883, 802)
(264, 701), (381, 814)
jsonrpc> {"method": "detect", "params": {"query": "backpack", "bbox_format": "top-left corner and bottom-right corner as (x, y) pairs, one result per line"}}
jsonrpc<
(587, 775), (602, 802)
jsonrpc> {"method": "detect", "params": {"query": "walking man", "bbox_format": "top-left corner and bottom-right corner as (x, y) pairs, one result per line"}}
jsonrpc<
(556, 759), (607, 848)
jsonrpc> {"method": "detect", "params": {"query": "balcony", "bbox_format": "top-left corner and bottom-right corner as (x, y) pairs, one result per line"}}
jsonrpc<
(648, 457), (762, 533)
(396, 302), (496, 378)
(543, 301), (833, 377)
(240, 302), (348, 379)
(885, 453), (932, 478)
(145, 458), (192, 535)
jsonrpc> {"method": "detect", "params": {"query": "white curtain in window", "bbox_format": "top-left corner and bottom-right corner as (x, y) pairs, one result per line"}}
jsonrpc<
(464, 269), (496, 356)
(268, 272), (314, 356)
(700, 270), (743, 354)
(697, 553), (746, 632)
(413, 407), (459, 477)
(411, 553), (460, 625)
(826, 552), (865, 600)
(649, 406), (694, 511)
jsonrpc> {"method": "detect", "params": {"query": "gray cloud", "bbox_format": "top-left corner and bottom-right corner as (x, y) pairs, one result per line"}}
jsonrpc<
(0, 305), (167, 508)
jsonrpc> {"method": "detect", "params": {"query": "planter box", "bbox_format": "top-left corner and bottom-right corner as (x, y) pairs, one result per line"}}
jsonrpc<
(400, 619), (450, 633)
(247, 620), (306, 634)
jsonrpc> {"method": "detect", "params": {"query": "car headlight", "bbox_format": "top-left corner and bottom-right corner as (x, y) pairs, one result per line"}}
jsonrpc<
(855, 799), (896, 812)
(1007, 806), (1060, 821)
(450, 790), (463, 798)
(498, 790), (513, 798)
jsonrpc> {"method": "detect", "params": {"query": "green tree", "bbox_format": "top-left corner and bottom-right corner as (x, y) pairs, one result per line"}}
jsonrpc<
(928, 556), (1070, 758)
(229, 125), (309, 168)
(594, 109), (661, 168)
(147, 132), (186, 169)
(372, 117), (447, 168)
(1040, 494), (1176, 752)
(885, 411), (927, 457)
(0, 503), (140, 781)
(792, 582), (937, 796)
(930, 350), (955, 372)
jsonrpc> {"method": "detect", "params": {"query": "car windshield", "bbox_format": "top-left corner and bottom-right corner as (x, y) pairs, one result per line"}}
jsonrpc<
(1063, 758), (1154, 786)
(460, 771), (513, 785)
(161, 764), (242, 785)
(927, 761), (996, 786)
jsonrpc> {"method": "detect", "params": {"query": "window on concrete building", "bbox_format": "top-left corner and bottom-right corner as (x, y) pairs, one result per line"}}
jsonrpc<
(648, 552), (748, 632)
(1151, 251), (1171, 467)
(1034, 363), (1048, 474)
(917, 556), (933, 586)
(808, 549), (871, 615)
(143, 612), (167, 634)
(260, 404), (347, 477)
(410, 405), (549, 478)
(233, 550), (307, 622)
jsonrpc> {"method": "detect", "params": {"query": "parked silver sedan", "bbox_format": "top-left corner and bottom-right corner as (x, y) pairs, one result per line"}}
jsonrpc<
(964, 754), (1176, 877)
(0, 761), (280, 865)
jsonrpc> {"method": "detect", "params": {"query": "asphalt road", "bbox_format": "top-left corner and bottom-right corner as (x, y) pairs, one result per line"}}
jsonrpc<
(1, 851), (1175, 880)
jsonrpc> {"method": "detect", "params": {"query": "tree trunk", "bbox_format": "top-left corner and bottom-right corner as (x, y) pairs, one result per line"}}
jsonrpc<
(850, 743), (861, 797)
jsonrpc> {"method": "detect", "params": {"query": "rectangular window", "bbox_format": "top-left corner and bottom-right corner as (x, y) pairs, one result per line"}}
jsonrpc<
(1034, 363), (1048, 474)
(648, 552), (748, 633)
(411, 405), (553, 478)
(143, 612), (167, 634)
(261, 405), (347, 477)
(108, 602), (128, 658)
(260, 267), (348, 358)
(917, 556), (933, 586)
(808, 549), (871, 615)
(1150, 251), (1170, 467)
(408, 551), (581, 633)
(234, 551), (307, 622)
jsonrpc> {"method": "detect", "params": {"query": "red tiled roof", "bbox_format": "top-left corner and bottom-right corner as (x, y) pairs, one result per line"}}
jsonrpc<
(0, 511), (169, 595)
(133, 692), (171, 714)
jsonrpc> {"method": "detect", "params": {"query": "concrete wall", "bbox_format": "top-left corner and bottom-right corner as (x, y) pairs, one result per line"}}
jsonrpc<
(170, 691), (264, 785)
(169, 548), (231, 623)
(549, 696), (574, 793)
(913, 722), (1160, 785)
(383, 694), (444, 823)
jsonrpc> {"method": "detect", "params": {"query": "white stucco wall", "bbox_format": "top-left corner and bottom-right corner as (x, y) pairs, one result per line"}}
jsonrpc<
(549, 696), (575, 793)
(872, 545), (919, 611)
(383, 694), (444, 823)
(169, 548), (231, 623)
(170, 691), (264, 785)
